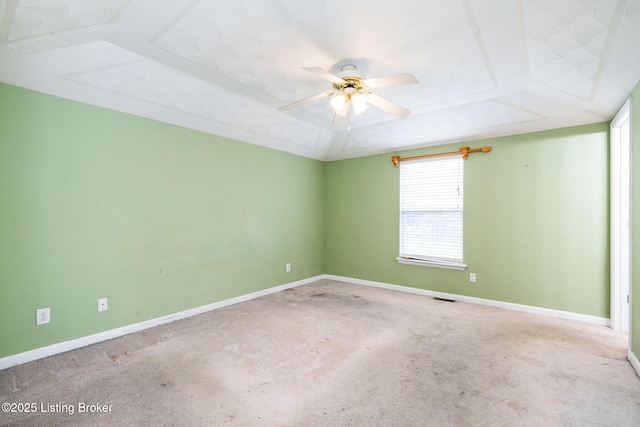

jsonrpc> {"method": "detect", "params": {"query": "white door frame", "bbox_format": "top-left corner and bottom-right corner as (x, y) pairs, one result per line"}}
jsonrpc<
(611, 98), (631, 333)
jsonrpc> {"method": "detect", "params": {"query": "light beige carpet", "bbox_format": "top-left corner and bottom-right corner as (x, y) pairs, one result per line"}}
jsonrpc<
(1, 279), (639, 426)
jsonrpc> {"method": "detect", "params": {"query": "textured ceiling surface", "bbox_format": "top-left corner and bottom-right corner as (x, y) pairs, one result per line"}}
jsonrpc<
(1, 0), (639, 160)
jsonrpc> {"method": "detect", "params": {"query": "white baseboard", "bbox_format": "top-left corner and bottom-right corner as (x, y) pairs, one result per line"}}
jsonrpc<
(324, 275), (611, 327)
(0, 275), (322, 371)
(1, 274), (612, 371)
(629, 350), (640, 377)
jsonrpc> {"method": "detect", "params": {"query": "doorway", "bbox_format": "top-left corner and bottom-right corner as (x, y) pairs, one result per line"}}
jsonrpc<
(611, 99), (631, 333)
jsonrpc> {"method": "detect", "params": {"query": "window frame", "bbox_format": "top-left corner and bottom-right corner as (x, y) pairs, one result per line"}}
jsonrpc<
(396, 154), (467, 270)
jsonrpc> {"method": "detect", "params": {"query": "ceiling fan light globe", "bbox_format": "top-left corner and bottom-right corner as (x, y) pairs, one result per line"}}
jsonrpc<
(352, 93), (368, 115)
(330, 94), (347, 113)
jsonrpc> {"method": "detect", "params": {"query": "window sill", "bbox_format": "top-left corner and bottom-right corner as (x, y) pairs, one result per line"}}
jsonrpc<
(395, 257), (467, 270)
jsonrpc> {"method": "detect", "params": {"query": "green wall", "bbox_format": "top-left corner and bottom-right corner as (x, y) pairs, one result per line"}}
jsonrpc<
(0, 83), (325, 358)
(0, 80), (619, 362)
(326, 123), (610, 317)
(631, 81), (640, 359)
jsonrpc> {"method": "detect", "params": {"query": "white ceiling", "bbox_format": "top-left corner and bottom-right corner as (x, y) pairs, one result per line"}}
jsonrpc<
(1, 0), (639, 161)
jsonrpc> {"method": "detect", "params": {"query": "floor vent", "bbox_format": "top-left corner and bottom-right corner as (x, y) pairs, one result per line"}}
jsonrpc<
(433, 297), (456, 303)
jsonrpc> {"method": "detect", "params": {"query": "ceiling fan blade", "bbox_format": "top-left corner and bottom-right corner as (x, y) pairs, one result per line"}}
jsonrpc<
(363, 73), (418, 89)
(278, 91), (332, 111)
(303, 67), (346, 84)
(366, 92), (412, 119)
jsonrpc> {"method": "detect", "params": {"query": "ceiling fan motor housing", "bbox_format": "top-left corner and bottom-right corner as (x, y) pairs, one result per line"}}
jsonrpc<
(333, 64), (366, 93)
(333, 78), (364, 93)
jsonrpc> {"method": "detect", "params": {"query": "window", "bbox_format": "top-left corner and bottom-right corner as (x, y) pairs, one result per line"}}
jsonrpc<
(397, 155), (466, 270)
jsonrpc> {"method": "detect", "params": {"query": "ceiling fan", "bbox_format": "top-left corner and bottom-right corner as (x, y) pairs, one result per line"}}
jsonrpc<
(278, 64), (418, 125)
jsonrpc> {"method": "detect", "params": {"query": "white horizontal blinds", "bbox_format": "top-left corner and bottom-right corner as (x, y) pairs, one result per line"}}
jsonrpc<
(400, 155), (464, 262)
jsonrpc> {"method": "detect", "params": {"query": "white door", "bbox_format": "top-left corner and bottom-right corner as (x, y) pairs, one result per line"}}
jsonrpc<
(611, 99), (631, 333)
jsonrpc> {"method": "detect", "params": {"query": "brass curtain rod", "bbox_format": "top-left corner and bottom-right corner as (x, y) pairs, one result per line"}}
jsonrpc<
(391, 146), (492, 167)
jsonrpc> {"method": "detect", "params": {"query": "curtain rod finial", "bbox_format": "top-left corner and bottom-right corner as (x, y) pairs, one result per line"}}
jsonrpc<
(392, 156), (400, 167)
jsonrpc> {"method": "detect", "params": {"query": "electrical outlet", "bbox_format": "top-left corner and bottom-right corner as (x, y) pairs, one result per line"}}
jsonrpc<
(470, 273), (477, 283)
(36, 308), (50, 325)
(286, 263), (291, 272)
(98, 298), (108, 312)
